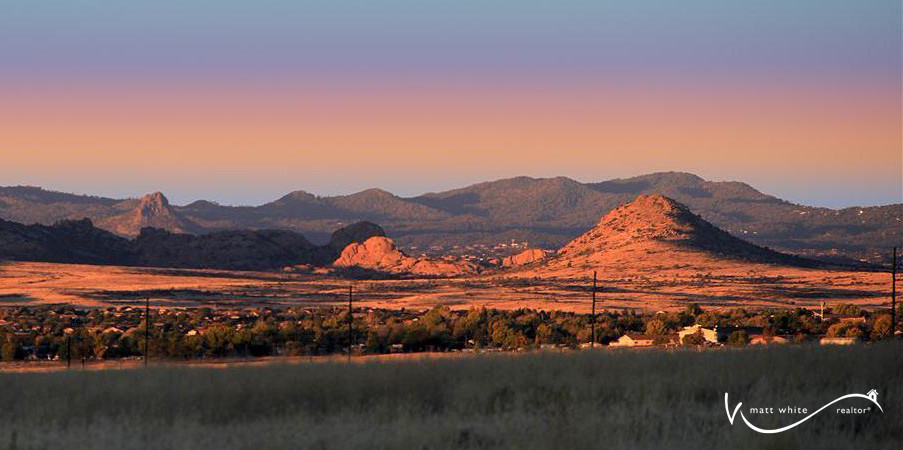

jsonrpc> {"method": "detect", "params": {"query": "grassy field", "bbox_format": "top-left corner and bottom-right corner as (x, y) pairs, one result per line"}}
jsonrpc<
(1, 344), (900, 449)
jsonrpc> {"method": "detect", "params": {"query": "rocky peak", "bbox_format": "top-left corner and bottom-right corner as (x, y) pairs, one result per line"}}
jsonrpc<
(136, 192), (171, 216)
(552, 194), (813, 269)
(595, 194), (701, 240)
(278, 190), (318, 203)
(96, 192), (197, 237)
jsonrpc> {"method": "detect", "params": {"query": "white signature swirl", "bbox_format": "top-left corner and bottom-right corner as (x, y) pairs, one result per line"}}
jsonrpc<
(725, 389), (883, 434)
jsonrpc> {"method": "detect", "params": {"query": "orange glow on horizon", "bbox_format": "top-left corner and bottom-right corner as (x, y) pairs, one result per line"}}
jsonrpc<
(1, 80), (899, 185)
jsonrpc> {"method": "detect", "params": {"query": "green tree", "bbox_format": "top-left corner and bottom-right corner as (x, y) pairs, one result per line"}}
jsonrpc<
(402, 323), (429, 351)
(644, 319), (669, 335)
(365, 330), (384, 353)
(1, 335), (21, 361)
(826, 322), (865, 339)
(726, 330), (749, 346)
(681, 331), (706, 346)
(825, 323), (845, 337)
(453, 307), (488, 345)
(833, 304), (861, 316)
(204, 325), (236, 356)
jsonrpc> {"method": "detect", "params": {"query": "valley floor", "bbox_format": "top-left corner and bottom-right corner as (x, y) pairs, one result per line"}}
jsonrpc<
(0, 260), (892, 313)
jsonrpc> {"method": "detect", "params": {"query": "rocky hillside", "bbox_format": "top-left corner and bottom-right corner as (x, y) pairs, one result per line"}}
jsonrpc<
(1, 172), (899, 263)
(541, 195), (817, 277)
(501, 249), (551, 267)
(334, 236), (479, 277)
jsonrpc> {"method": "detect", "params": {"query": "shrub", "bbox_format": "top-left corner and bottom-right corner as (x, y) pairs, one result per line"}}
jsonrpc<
(833, 304), (861, 316)
(826, 322), (865, 339)
(726, 330), (749, 346)
(871, 315), (893, 340)
(681, 331), (706, 346)
(644, 319), (668, 335)
(652, 335), (672, 346)
(1, 335), (21, 361)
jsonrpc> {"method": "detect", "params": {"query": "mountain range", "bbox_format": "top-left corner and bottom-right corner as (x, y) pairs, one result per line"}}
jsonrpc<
(1, 172), (899, 264)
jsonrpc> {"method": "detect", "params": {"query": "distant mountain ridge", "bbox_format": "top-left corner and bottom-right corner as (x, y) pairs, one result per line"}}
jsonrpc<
(1, 172), (900, 263)
(0, 219), (385, 271)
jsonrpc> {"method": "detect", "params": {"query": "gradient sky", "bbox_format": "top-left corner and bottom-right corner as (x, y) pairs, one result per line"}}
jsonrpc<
(1, 1), (900, 207)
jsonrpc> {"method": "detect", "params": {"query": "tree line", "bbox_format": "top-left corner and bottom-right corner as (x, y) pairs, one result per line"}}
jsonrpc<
(0, 303), (900, 362)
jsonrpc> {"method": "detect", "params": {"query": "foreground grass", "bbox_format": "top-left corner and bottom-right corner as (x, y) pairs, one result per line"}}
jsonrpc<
(1, 344), (901, 450)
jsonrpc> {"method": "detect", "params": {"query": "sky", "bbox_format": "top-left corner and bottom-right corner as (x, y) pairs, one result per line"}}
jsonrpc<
(0, 0), (900, 207)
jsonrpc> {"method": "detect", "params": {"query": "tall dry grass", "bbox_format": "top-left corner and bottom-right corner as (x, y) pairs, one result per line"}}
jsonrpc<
(1, 343), (900, 449)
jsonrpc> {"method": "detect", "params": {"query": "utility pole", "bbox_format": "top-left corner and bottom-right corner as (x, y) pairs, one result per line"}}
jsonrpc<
(591, 271), (597, 349)
(893, 247), (897, 335)
(144, 297), (150, 368)
(348, 285), (353, 360)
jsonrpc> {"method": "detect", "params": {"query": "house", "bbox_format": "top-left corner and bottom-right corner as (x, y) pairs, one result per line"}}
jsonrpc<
(820, 337), (859, 346)
(609, 334), (655, 347)
(678, 325), (720, 344)
(834, 316), (867, 325)
(750, 335), (789, 345)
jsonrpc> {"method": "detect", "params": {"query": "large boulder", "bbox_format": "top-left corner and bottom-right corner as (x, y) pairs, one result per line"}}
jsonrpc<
(334, 236), (478, 277)
(501, 249), (550, 267)
(333, 237), (408, 270)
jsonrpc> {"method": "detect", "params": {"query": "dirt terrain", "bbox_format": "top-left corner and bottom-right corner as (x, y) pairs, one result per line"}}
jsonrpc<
(0, 260), (891, 314)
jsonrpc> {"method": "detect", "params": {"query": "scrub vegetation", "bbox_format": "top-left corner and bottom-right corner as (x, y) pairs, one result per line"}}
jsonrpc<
(1, 342), (900, 449)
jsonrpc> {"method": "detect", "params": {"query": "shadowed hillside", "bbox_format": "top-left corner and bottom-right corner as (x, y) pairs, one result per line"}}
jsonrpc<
(0, 218), (134, 265)
(0, 218), (384, 271)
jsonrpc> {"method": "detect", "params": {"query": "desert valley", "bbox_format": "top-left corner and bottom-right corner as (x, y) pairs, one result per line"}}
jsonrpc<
(1, 180), (898, 367)
(3, 2), (901, 448)
(0, 190), (894, 315)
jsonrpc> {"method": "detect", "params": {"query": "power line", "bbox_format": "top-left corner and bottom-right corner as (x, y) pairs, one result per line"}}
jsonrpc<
(145, 297), (150, 368)
(591, 271), (597, 349)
